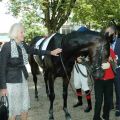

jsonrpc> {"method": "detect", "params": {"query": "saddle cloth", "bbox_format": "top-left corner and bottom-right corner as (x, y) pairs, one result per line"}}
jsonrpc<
(34, 33), (56, 59)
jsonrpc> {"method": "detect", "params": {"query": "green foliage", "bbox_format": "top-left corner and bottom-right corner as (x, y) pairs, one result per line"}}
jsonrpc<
(22, 11), (47, 43)
(8, 0), (120, 33)
(72, 0), (120, 29)
(9, 0), (47, 42)
(39, 0), (77, 34)
(9, 0), (21, 16)
(9, 0), (77, 38)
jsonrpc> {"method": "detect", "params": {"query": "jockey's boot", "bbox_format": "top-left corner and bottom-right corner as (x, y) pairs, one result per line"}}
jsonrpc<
(84, 90), (92, 112)
(73, 88), (83, 108)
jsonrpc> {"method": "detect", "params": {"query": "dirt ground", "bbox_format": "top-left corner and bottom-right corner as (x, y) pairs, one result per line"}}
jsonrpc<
(27, 73), (119, 120)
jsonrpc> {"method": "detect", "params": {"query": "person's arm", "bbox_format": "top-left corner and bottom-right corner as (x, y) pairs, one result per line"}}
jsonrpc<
(23, 42), (62, 56)
(49, 48), (62, 56)
(0, 43), (9, 89)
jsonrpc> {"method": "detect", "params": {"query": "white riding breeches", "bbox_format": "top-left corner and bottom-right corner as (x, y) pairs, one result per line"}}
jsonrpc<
(74, 63), (89, 91)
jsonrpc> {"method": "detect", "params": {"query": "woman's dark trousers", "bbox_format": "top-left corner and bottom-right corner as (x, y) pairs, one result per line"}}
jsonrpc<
(93, 80), (113, 120)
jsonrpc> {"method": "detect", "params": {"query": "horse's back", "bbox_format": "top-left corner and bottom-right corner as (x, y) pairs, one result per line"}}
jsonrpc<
(66, 30), (100, 39)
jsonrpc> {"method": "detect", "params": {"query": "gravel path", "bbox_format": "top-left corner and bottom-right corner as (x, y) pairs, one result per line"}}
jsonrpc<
(26, 72), (120, 120)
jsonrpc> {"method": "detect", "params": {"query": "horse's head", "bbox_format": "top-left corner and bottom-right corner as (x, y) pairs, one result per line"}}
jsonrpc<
(62, 30), (110, 79)
(90, 35), (110, 78)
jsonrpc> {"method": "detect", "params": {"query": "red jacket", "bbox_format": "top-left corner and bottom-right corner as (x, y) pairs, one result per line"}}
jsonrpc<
(102, 48), (116, 80)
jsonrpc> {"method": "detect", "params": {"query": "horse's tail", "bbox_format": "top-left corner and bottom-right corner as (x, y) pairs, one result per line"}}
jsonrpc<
(29, 55), (40, 75)
(28, 35), (44, 75)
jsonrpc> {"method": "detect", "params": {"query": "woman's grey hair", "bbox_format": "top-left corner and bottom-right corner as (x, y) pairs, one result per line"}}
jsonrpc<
(9, 23), (24, 40)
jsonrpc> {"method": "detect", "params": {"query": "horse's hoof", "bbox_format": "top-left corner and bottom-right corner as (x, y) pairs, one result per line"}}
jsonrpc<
(65, 113), (71, 120)
(49, 118), (54, 120)
(49, 115), (54, 120)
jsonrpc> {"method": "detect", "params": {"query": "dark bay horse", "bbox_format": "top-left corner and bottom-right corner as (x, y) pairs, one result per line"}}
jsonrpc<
(29, 30), (110, 120)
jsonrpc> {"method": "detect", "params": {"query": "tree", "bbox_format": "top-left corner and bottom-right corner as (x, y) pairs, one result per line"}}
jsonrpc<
(9, 0), (77, 37)
(71, 0), (95, 28)
(21, 10), (48, 43)
(8, 0), (48, 42)
(72, 0), (120, 29)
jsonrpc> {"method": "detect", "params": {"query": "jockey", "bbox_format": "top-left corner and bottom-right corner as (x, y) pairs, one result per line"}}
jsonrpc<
(73, 56), (92, 112)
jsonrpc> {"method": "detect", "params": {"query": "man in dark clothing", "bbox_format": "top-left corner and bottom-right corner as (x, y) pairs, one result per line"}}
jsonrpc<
(111, 35), (120, 117)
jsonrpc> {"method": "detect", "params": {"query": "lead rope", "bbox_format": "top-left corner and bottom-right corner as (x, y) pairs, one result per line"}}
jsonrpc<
(59, 53), (77, 96)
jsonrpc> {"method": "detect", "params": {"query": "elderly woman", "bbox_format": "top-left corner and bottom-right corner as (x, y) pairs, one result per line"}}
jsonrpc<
(0, 23), (62, 120)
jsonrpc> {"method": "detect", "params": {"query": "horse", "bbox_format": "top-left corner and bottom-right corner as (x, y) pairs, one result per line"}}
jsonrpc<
(29, 30), (110, 120)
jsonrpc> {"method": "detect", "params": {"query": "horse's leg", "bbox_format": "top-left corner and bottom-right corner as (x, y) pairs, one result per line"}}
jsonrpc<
(44, 72), (49, 97)
(63, 76), (71, 120)
(48, 74), (55, 120)
(32, 73), (39, 100)
(29, 55), (40, 100)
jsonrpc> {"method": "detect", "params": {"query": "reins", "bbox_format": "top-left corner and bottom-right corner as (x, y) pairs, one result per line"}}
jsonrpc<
(59, 53), (76, 96)
(75, 57), (94, 96)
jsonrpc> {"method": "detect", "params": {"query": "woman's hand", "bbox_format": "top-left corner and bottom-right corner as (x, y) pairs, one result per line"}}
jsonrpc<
(101, 62), (110, 69)
(1, 89), (8, 96)
(50, 48), (62, 56)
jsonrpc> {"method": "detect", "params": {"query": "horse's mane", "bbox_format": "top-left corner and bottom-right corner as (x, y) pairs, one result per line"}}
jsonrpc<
(64, 30), (100, 41)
